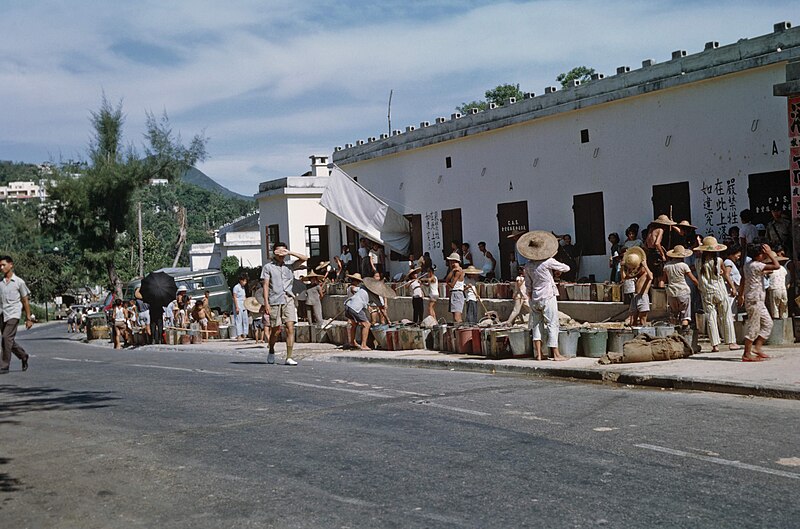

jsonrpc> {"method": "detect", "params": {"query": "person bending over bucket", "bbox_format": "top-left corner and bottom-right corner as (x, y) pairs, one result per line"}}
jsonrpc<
(518, 231), (569, 361)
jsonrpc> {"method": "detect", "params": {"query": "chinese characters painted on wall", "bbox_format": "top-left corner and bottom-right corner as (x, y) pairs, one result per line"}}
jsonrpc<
(424, 211), (442, 252)
(701, 177), (738, 238)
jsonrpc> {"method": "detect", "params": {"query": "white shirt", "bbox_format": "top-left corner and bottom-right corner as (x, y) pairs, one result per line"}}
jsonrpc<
(0, 273), (30, 321)
(768, 265), (788, 290)
(345, 286), (370, 313)
(524, 258), (570, 304)
(740, 223), (758, 244)
(411, 279), (423, 298)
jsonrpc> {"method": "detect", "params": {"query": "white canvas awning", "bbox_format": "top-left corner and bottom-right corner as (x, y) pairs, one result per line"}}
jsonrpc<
(320, 166), (411, 254)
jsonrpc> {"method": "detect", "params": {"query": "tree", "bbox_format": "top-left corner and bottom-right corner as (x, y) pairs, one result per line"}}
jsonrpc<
(47, 96), (207, 298)
(557, 66), (596, 88)
(456, 83), (525, 114)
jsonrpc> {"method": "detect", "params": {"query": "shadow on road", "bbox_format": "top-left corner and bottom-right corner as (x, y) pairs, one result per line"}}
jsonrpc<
(230, 361), (268, 365)
(0, 384), (120, 422)
(0, 457), (22, 495)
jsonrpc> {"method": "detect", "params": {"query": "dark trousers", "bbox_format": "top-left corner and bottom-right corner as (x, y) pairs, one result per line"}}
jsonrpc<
(1, 316), (28, 370)
(412, 297), (424, 323)
(150, 310), (164, 344)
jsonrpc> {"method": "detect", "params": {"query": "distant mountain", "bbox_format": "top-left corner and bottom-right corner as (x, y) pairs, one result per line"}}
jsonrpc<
(182, 167), (253, 201)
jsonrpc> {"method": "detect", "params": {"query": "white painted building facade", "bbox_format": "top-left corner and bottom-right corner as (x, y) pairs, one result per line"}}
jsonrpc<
(189, 212), (262, 271)
(332, 23), (800, 282)
(0, 180), (47, 201)
(256, 156), (340, 271)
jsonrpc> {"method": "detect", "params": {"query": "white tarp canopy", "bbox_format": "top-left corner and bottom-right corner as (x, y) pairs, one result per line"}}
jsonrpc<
(320, 166), (411, 255)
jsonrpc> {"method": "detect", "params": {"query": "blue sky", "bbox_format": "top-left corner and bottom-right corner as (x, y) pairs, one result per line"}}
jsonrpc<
(1, 1), (796, 195)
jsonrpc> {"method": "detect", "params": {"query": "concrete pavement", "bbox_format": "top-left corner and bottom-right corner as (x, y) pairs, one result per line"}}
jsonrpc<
(75, 331), (800, 400)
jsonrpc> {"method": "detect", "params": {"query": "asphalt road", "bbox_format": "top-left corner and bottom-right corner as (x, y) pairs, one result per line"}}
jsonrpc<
(2, 324), (800, 528)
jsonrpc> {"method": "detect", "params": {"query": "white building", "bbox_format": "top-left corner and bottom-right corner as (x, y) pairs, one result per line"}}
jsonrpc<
(256, 156), (340, 271)
(0, 180), (47, 202)
(189, 212), (262, 271)
(332, 22), (800, 282)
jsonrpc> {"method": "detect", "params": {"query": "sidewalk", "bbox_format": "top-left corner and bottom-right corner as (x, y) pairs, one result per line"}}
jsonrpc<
(79, 334), (800, 400)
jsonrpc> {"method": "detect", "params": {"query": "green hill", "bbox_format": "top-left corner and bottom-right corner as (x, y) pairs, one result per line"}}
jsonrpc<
(182, 167), (253, 201)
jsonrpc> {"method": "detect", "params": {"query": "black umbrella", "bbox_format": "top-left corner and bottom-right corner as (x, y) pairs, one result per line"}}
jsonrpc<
(139, 271), (178, 308)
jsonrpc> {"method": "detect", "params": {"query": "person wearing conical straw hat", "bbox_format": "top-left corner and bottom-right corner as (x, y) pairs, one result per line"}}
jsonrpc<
(695, 236), (739, 352)
(518, 231), (570, 361)
(663, 245), (699, 327)
(644, 214), (675, 288)
(621, 246), (652, 326)
(445, 252), (465, 323)
(737, 243), (782, 361)
(302, 271), (326, 324)
(462, 265), (482, 324)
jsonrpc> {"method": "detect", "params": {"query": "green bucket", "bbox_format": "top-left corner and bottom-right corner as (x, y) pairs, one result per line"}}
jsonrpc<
(579, 328), (608, 358)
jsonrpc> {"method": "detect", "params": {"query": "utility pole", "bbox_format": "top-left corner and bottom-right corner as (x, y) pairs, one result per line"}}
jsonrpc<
(138, 201), (144, 277)
(387, 89), (393, 136)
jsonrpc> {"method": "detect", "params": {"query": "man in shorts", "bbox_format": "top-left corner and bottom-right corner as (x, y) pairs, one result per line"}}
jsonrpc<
(261, 242), (307, 365)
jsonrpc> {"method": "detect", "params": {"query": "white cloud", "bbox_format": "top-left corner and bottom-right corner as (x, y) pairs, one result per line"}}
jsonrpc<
(1, 0), (796, 194)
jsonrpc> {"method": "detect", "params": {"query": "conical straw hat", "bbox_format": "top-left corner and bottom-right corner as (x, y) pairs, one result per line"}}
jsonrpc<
(694, 236), (727, 252)
(516, 231), (558, 261)
(363, 277), (398, 299)
(666, 245), (692, 258)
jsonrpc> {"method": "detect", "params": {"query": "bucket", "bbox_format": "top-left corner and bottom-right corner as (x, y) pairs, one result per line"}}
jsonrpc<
(371, 324), (389, 349)
(631, 325), (656, 338)
(558, 328), (580, 357)
(471, 328), (483, 354)
(399, 327), (429, 350)
(676, 325), (700, 353)
(482, 329), (512, 359)
(385, 328), (399, 351)
(457, 327), (475, 354)
(579, 328), (608, 358)
(767, 318), (789, 345)
(654, 323), (675, 338)
(506, 328), (531, 358)
(607, 328), (635, 353)
(218, 325), (230, 339)
(294, 322), (310, 343)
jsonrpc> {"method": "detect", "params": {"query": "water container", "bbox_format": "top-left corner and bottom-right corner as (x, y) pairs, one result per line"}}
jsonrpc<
(371, 325), (388, 349)
(631, 325), (656, 338)
(654, 323), (675, 338)
(558, 328), (581, 357)
(767, 318), (788, 345)
(579, 328), (608, 358)
(385, 328), (399, 350)
(506, 328), (532, 358)
(676, 325), (700, 353)
(294, 322), (311, 343)
(607, 328), (635, 353)
(457, 327), (475, 354)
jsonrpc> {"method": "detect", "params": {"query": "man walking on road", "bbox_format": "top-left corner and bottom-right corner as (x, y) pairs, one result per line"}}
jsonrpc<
(262, 242), (307, 365)
(0, 255), (33, 374)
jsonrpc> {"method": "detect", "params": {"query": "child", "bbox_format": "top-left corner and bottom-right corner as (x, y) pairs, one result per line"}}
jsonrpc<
(608, 232), (622, 283)
(304, 273), (325, 324)
(696, 236), (739, 352)
(766, 246), (789, 319)
(252, 305), (265, 344)
(419, 266), (439, 320)
(621, 246), (653, 325)
(663, 245), (699, 327)
(738, 244), (781, 361)
(446, 252), (465, 323)
(519, 230), (570, 361)
(463, 266), (482, 324)
(344, 273), (371, 350)
(505, 266), (530, 325)
(408, 268), (424, 324)
(723, 245), (743, 316)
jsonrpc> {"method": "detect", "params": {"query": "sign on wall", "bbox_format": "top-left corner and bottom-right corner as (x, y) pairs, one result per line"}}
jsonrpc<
(424, 210), (442, 252)
(790, 96), (800, 224)
(700, 177), (738, 239)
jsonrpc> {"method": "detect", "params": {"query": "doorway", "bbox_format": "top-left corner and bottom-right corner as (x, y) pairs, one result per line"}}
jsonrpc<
(497, 200), (529, 280)
(652, 181), (691, 223)
(440, 208), (462, 260)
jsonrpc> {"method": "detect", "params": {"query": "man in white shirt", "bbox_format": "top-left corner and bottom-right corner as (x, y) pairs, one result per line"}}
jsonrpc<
(0, 255), (33, 374)
(518, 232), (570, 361)
(335, 245), (353, 281)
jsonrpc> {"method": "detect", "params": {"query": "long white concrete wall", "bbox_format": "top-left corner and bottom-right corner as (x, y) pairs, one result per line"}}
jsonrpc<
(338, 63), (790, 281)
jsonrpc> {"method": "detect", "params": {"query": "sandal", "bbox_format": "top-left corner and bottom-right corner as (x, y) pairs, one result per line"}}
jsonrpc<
(741, 355), (764, 362)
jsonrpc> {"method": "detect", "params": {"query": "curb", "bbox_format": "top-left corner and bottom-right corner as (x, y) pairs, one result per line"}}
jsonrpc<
(327, 354), (800, 400)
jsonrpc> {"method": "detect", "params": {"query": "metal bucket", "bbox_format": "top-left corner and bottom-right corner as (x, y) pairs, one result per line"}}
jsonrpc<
(767, 318), (789, 345)
(400, 327), (430, 350)
(506, 328), (531, 358)
(654, 323), (676, 338)
(294, 322), (310, 343)
(371, 325), (389, 349)
(482, 329), (512, 359)
(457, 327), (475, 354)
(579, 328), (608, 358)
(631, 325), (656, 338)
(607, 328), (635, 353)
(558, 328), (581, 357)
